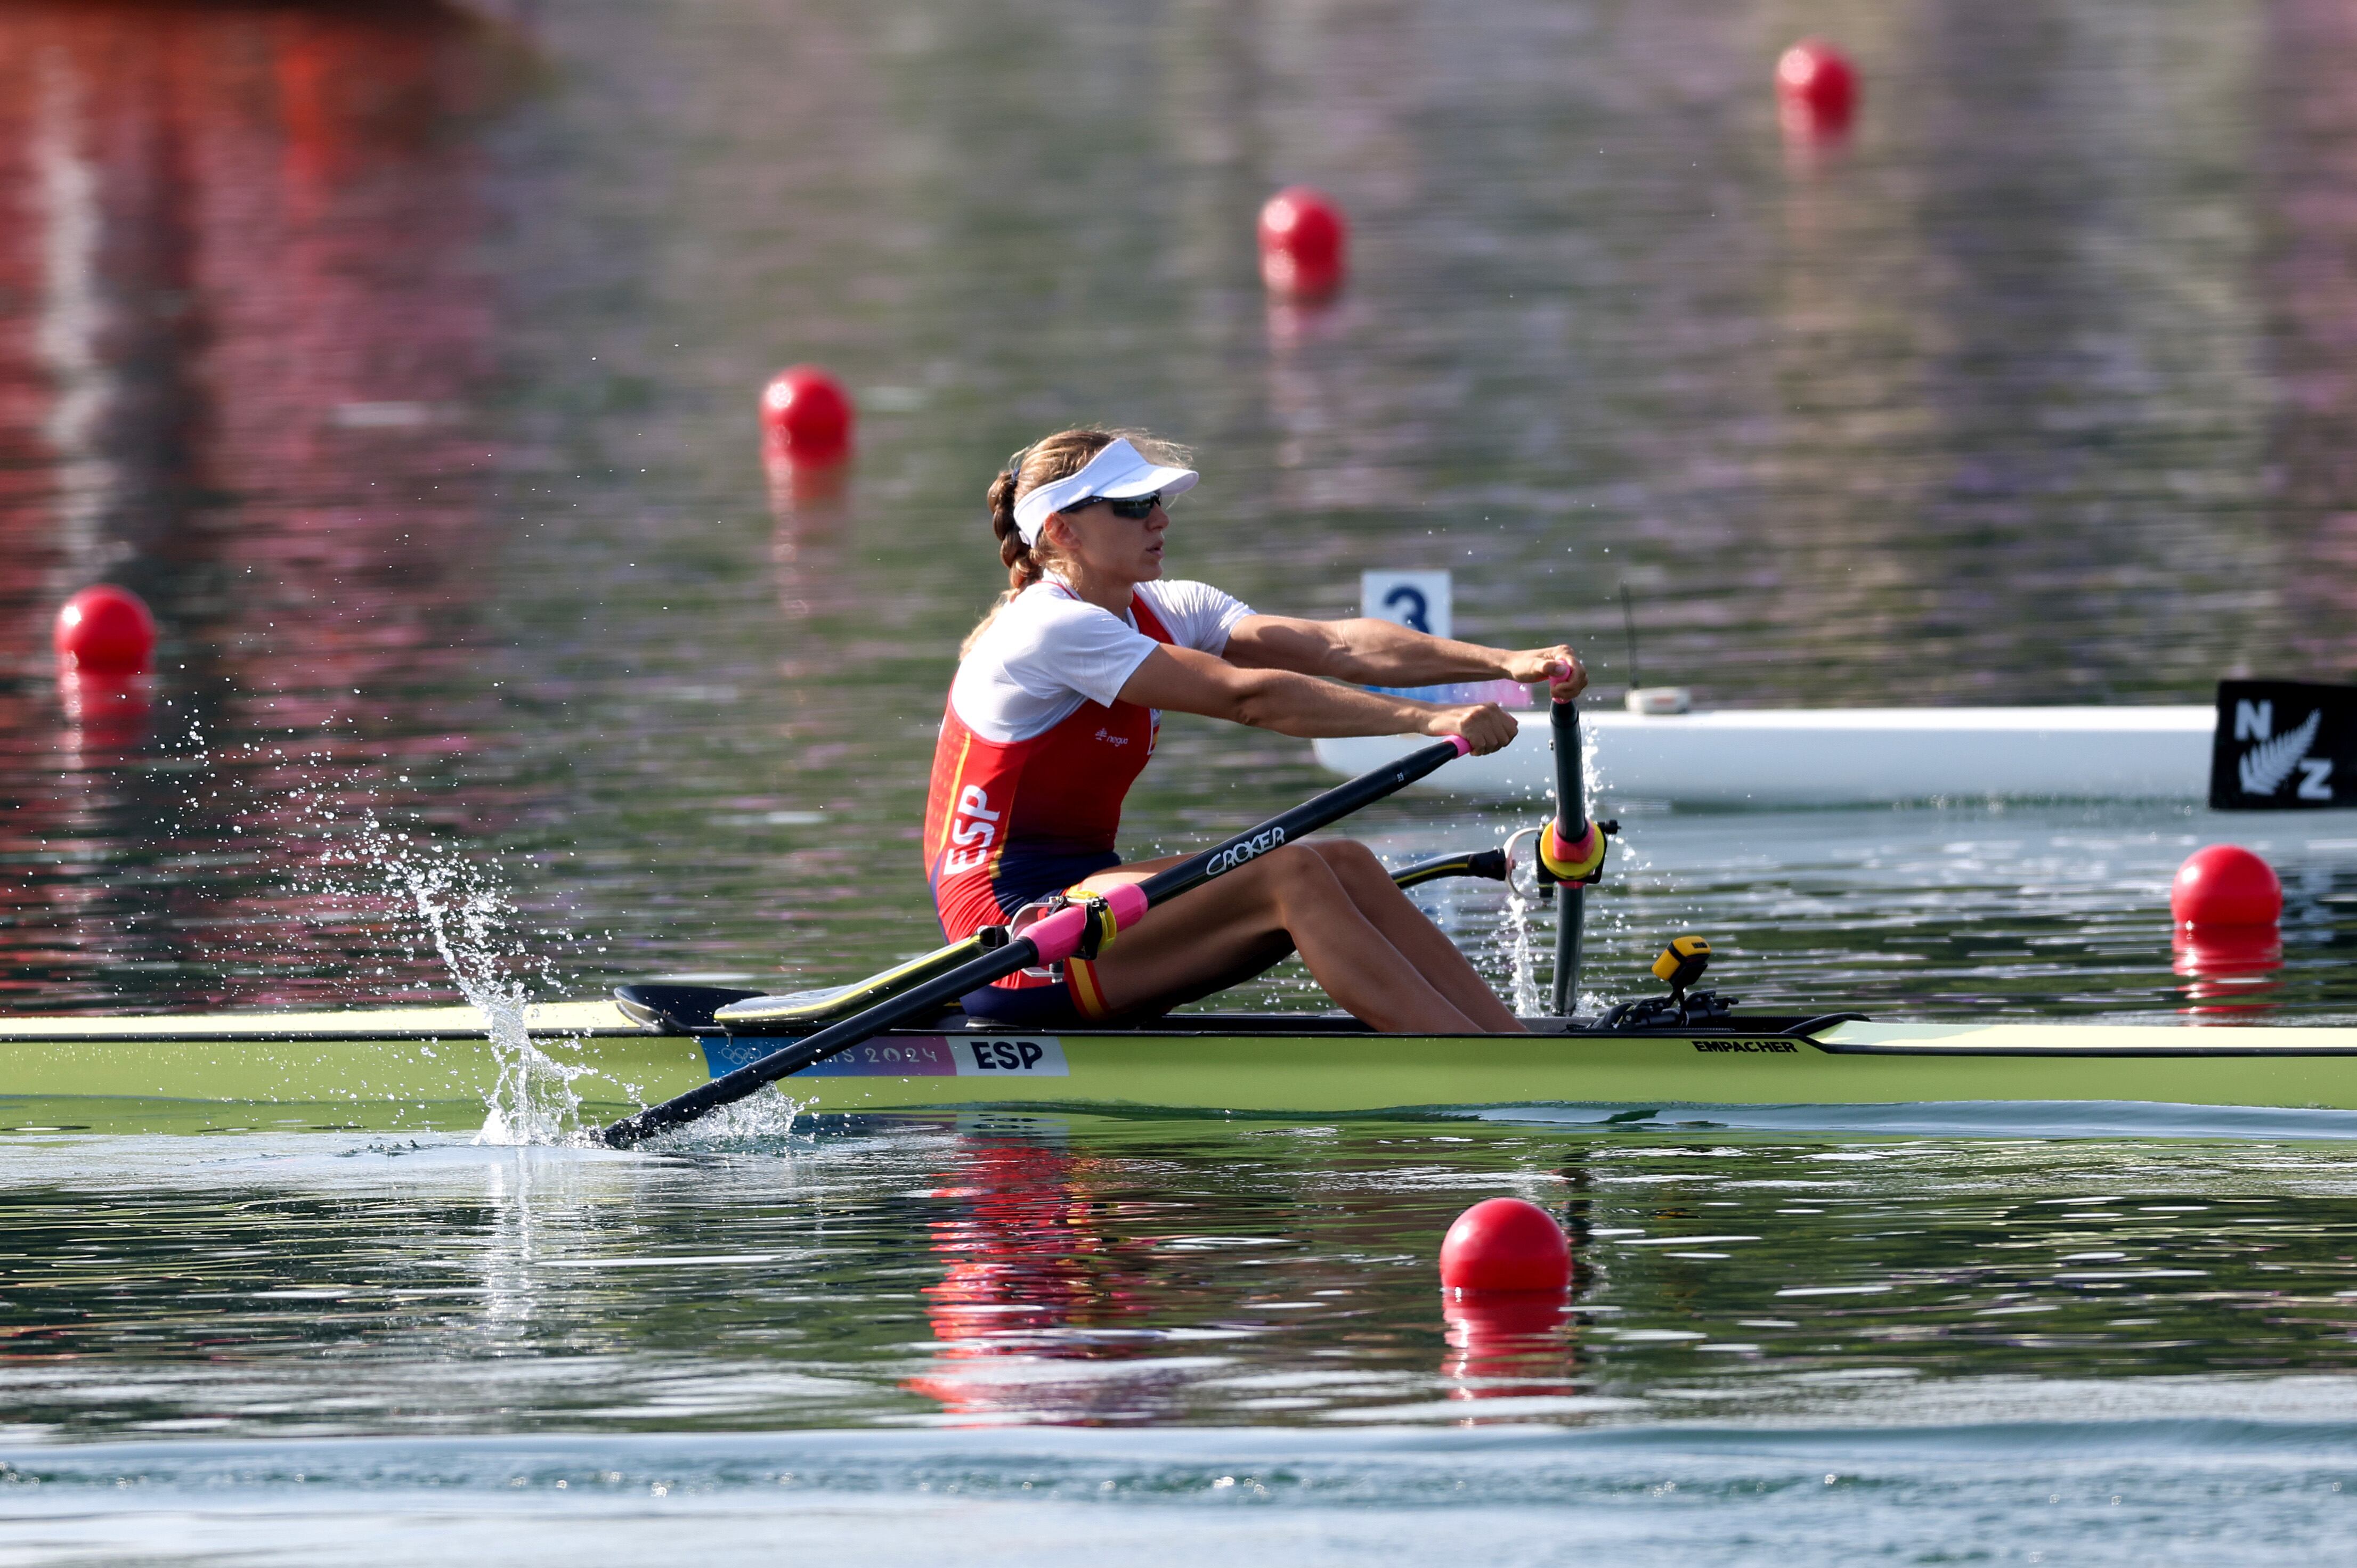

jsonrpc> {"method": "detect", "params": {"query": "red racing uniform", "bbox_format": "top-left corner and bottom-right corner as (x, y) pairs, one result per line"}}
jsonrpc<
(923, 577), (1250, 1023)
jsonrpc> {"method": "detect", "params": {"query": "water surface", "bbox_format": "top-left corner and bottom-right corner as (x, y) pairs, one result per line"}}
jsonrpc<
(7, 0), (2357, 1559)
(3, 0), (2356, 1015)
(7, 1115), (2357, 1560)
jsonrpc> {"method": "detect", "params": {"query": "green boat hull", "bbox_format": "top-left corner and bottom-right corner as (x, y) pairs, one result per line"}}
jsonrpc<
(6, 1004), (2357, 1132)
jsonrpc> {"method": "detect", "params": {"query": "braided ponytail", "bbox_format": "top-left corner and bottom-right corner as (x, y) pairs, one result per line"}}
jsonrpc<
(988, 451), (1044, 596)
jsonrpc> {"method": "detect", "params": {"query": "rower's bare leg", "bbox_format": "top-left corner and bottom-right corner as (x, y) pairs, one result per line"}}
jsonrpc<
(1077, 845), (1507, 1033)
(1083, 850), (1472, 1031)
(1304, 840), (1524, 1032)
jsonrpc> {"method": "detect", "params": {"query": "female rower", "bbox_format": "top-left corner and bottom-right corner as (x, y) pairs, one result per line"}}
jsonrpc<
(924, 427), (1587, 1034)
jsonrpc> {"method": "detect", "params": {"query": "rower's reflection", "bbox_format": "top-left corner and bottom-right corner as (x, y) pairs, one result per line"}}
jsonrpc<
(903, 1131), (1158, 1425)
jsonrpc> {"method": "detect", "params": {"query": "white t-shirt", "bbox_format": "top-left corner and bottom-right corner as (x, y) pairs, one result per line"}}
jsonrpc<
(950, 576), (1255, 744)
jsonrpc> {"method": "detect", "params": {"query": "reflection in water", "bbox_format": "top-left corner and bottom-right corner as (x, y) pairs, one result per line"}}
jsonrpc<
(54, 668), (149, 761)
(17, 27), (194, 593)
(2174, 924), (2285, 1018)
(1440, 1292), (1579, 1412)
(0, 0), (505, 648)
(7, 1118), (2357, 1443)
(766, 447), (851, 623)
(2259, 0), (2357, 673)
(11, 1122), (2357, 1555)
(0, 1), (516, 1006)
(0, 0), (2352, 1020)
(906, 1133), (1156, 1424)
(475, 1147), (551, 1350)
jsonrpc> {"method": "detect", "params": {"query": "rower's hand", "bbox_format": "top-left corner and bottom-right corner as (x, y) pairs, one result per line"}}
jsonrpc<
(1429, 703), (1518, 755)
(1502, 645), (1588, 703)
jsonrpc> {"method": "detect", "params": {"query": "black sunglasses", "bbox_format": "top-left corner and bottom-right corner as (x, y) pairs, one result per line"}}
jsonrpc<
(1067, 492), (1161, 520)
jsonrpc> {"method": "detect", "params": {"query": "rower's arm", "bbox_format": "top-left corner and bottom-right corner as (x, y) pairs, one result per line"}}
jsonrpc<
(1115, 645), (1519, 753)
(1223, 614), (1587, 697)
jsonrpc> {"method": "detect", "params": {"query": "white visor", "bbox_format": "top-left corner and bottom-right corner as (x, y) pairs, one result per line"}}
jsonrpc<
(1012, 438), (1199, 545)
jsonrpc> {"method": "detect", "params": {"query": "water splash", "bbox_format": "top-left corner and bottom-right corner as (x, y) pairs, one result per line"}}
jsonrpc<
(170, 722), (590, 1146)
(1503, 875), (1545, 1017)
(345, 812), (588, 1146)
(642, 1083), (814, 1150)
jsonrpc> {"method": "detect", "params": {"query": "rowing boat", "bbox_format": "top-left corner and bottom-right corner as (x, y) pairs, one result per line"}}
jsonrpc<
(13, 695), (2343, 1138)
(6, 1002), (2357, 1132)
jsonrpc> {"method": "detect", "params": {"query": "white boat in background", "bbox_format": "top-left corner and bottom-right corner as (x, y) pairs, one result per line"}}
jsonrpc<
(1311, 705), (2215, 808)
(1318, 571), (2357, 809)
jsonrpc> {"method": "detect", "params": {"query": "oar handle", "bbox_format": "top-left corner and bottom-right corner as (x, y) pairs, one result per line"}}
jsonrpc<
(597, 733), (1474, 1148)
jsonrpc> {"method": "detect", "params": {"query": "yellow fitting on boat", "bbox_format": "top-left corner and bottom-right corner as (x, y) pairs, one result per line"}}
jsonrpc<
(1539, 820), (1607, 883)
(1651, 935), (1712, 987)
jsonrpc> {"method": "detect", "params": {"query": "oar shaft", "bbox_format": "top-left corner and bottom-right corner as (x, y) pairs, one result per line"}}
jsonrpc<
(1551, 699), (1591, 845)
(598, 733), (1474, 1148)
(600, 938), (1041, 1146)
(1132, 736), (1474, 906)
(1549, 700), (1589, 1016)
(1552, 882), (1586, 1016)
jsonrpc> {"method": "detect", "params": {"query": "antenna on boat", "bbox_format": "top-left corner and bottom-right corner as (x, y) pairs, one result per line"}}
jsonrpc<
(1617, 582), (1692, 716)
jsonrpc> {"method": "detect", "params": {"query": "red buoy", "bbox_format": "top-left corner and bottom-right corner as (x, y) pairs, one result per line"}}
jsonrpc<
(1258, 186), (1348, 299)
(1438, 1197), (1571, 1295)
(1776, 39), (1857, 134)
(2171, 844), (2283, 928)
(760, 365), (855, 464)
(53, 585), (157, 676)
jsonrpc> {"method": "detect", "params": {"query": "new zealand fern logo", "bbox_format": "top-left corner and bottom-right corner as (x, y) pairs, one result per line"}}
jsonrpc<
(2236, 701), (2332, 800)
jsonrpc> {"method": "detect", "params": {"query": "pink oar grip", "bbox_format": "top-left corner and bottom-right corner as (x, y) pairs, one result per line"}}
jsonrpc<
(1445, 734), (1473, 758)
(1026, 884), (1151, 966)
(1105, 883), (1150, 927)
(1024, 906), (1090, 965)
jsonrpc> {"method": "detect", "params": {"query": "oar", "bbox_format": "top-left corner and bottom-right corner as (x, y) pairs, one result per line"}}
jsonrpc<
(597, 734), (1475, 1148)
(1537, 699), (1608, 1015)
